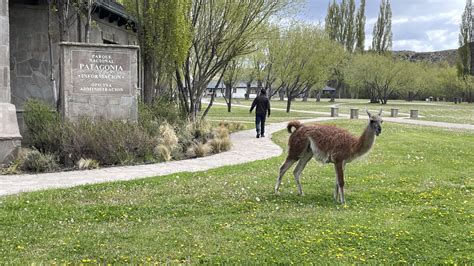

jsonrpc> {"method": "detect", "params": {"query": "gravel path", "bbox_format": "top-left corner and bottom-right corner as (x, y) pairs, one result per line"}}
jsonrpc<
(1, 115), (472, 197)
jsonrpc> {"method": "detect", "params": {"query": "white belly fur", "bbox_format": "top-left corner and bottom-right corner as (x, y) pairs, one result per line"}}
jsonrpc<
(308, 137), (330, 163)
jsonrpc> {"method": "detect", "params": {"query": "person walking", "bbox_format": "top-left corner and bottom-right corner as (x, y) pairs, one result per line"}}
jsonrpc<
(250, 89), (271, 138)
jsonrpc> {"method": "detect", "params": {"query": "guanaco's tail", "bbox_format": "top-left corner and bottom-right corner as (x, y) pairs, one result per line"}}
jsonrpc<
(287, 121), (302, 133)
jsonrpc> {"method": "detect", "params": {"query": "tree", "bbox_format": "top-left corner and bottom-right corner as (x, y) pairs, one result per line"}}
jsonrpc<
(123, 0), (192, 104)
(355, 0), (366, 53)
(222, 59), (244, 112)
(272, 24), (339, 112)
(244, 25), (281, 100)
(457, 0), (473, 102)
(372, 0), (392, 54)
(175, 0), (294, 121)
(325, 0), (358, 53)
(345, 54), (410, 104)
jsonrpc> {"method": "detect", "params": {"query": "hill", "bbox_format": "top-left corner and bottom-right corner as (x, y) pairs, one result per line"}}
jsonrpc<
(393, 49), (458, 66)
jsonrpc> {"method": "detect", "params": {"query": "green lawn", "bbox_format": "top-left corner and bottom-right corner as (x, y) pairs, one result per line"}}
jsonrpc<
(205, 102), (325, 124)
(210, 98), (474, 125)
(1, 120), (472, 264)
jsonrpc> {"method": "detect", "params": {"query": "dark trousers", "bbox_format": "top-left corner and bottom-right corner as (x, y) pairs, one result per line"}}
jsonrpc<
(255, 113), (266, 135)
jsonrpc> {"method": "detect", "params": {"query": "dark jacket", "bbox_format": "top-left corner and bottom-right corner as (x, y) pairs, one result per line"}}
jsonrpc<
(250, 95), (271, 116)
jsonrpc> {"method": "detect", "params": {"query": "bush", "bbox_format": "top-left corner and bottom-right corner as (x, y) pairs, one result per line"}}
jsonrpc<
(186, 120), (213, 140)
(60, 118), (157, 166)
(209, 137), (232, 153)
(153, 145), (172, 162)
(158, 122), (179, 149)
(23, 100), (61, 153)
(21, 100), (233, 172)
(186, 142), (213, 158)
(20, 149), (59, 173)
(213, 126), (230, 139)
(138, 98), (182, 136)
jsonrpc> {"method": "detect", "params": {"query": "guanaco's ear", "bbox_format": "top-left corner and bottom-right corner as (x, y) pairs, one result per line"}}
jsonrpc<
(378, 108), (383, 116)
(366, 109), (372, 118)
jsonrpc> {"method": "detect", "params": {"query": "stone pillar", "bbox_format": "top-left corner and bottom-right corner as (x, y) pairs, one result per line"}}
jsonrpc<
(0, 1), (22, 164)
(390, 108), (399, 117)
(350, 108), (358, 119)
(331, 107), (339, 117)
(0, 0), (10, 102)
(410, 110), (419, 119)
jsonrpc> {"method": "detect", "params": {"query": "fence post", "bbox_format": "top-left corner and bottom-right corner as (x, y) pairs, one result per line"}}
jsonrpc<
(350, 108), (359, 119)
(331, 107), (339, 117)
(410, 109), (419, 119)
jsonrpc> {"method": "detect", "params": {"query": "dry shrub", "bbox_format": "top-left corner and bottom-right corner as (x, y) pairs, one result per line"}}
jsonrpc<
(213, 126), (230, 139)
(209, 137), (232, 153)
(154, 144), (172, 162)
(186, 142), (212, 158)
(20, 149), (59, 173)
(186, 120), (212, 139)
(158, 122), (179, 149)
(219, 121), (246, 132)
(77, 158), (99, 170)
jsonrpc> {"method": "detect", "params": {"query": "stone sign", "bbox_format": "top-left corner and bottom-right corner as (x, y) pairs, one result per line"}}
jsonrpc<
(60, 42), (139, 121)
(71, 50), (131, 95)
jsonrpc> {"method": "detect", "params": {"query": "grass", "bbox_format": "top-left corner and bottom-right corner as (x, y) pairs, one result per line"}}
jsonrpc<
(209, 98), (474, 125)
(205, 101), (327, 124)
(0, 120), (472, 264)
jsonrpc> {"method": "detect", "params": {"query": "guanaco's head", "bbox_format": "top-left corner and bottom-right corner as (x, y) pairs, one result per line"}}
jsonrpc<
(367, 109), (383, 136)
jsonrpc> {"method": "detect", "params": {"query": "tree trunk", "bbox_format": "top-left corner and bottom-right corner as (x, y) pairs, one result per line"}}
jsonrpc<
(57, 0), (70, 41)
(245, 82), (251, 100)
(279, 89), (285, 101)
(84, 0), (92, 43)
(286, 96), (292, 113)
(302, 90), (309, 102)
(316, 91), (321, 102)
(143, 56), (154, 104)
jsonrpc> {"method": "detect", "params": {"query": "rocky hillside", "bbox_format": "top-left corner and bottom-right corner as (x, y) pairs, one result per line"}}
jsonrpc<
(393, 49), (458, 66)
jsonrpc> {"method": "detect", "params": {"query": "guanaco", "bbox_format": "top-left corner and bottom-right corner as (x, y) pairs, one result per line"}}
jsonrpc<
(275, 110), (383, 204)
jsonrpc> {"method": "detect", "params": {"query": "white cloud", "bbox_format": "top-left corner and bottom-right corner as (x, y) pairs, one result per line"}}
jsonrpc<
(299, 0), (467, 52)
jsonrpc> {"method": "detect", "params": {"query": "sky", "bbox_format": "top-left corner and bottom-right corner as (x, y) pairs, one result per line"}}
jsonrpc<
(298, 0), (467, 52)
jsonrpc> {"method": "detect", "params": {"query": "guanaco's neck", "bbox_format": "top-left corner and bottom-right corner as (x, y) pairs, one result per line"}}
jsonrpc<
(354, 124), (376, 157)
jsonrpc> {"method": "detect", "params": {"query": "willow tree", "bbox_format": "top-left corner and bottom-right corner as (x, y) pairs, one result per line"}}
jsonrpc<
(272, 24), (339, 112)
(345, 54), (410, 104)
(175, 0), (294, 121)
(123, 0), (191, 104)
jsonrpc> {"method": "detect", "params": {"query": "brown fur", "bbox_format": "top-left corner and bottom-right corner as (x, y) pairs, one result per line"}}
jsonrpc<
(287, 121), (303, 133)
(287, 123), (371, 162)
(275, 111), (383, 204)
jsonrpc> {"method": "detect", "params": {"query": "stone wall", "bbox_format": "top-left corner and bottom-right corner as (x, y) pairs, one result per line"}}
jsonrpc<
(0, 0), (10, 103)
(9, 2), (138, 111)
(9, 4), (58, 109)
